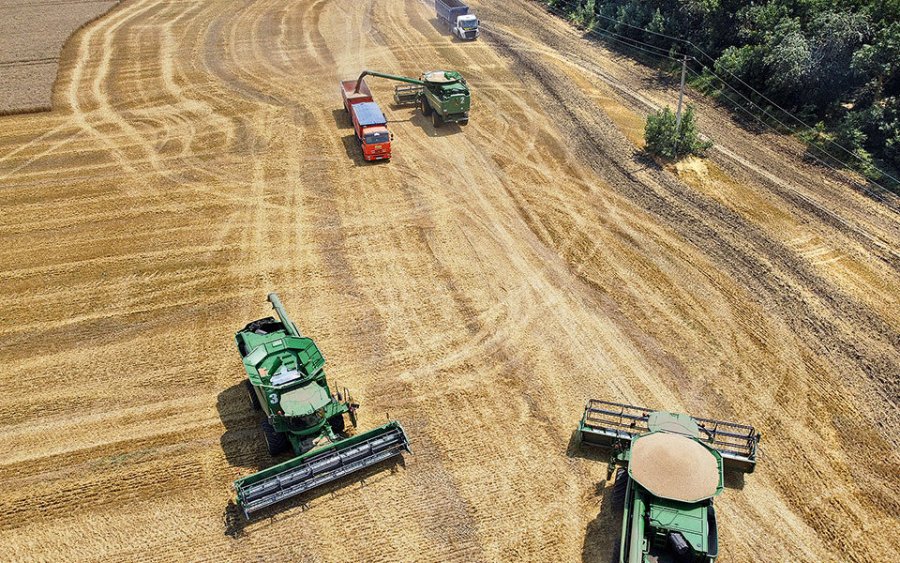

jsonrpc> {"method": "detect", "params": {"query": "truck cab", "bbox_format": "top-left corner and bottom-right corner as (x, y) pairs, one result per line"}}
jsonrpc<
(350, 102), (392, 161)
(359, 124), (391, 161)
(454, 14), (479, 40)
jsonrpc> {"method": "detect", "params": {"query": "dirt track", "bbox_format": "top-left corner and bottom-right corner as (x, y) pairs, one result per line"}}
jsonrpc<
(0, 0), (898, 561)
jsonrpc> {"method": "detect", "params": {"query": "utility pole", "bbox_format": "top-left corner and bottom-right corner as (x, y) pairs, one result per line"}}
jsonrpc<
(673, 54), (689, 155)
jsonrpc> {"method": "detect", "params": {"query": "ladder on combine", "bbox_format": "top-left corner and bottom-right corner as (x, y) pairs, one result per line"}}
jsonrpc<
(578, 399), (761, 473)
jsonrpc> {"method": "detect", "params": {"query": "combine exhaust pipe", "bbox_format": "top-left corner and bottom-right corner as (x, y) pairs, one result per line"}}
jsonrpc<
(235, 422), (410, 518)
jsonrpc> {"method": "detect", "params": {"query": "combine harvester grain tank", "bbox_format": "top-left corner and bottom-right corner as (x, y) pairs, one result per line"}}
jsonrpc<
(231, 293), (410, 518)
(577, 399), (761, 562)
(435, 0), (479, 40)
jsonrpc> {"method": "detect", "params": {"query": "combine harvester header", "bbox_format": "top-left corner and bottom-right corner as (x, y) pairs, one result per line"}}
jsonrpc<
(232, 293), (410, 518)
(578, 399), (761, 472)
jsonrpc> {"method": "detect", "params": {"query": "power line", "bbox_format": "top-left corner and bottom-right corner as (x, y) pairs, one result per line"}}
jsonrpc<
(686, 62), (899, 195)
(529, 0), (898, 197)
(687, 67), (893, 202)
(547, 0), (694, 48)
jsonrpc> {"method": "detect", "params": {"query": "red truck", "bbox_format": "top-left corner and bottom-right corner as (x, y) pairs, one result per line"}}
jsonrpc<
(340, 78), (391, 161)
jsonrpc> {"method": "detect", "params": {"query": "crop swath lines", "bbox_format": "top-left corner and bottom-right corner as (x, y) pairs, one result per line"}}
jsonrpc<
(0, 0), (896, 561)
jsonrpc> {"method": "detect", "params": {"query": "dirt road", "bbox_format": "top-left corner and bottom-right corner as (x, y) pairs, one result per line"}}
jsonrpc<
(0, 0), (897, 561)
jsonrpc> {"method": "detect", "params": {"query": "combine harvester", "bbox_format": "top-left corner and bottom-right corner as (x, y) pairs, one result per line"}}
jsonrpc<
(577, 399), (761, 562)
(232, 293), (410, 518)
(349, 70), (471, 128)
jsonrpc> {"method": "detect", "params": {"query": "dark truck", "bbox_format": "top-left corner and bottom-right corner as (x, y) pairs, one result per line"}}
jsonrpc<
(435, 0), (479, 40)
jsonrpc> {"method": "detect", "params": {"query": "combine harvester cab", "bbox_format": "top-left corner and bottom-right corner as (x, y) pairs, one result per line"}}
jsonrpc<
(577, 400), (761, 562)
(232, 293), (410, 518)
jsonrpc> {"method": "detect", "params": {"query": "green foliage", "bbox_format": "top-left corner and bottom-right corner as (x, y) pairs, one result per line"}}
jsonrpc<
(763, 23), (812, 100)
(571, 0), (596, 28)
(644, 105), (713, 159)
(801, 120), (881, 180)
(546, 0), (900, 188)
(880, 97), (900, 169)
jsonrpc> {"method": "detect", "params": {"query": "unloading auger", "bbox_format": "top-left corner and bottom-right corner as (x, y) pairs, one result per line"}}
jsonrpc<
(231, 293), (410, 518)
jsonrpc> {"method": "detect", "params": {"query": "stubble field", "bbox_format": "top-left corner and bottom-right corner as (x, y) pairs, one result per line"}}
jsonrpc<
(0, 0), (898, 561)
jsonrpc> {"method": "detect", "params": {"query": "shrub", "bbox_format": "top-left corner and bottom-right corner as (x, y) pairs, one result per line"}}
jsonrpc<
(644, 105), (713, 159)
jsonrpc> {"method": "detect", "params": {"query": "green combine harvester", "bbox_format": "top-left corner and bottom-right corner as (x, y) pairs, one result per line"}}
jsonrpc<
(353, 69), (471, 127)
(577, 400), (761, 563)
(231, 293), (410, 518)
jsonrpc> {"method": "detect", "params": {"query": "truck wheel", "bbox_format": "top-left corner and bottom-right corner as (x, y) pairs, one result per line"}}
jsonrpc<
(459, 119), (469, 126)
(610, 467), (627, 511)
(261, 420), (289, 456)
(245, 379), (261, 411)
(432, 112), (443, 128)
(328, 414), (345, 433)
(420, 98), (432, 116)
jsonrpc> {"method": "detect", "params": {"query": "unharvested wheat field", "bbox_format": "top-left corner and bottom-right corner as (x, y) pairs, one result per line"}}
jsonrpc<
(0, 0), (898, 561)
(0, 0), (118, 113)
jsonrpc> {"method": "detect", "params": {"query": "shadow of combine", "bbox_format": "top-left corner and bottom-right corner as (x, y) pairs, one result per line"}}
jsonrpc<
(407, 110), (464, 138)
(563, 429), (621, 561)
(581, 467), (624, 562)
(223, 455), (407, 538)
(564, 429), (609, 463)
(724, 470), (745, 490)
(217, 381), (272, 472)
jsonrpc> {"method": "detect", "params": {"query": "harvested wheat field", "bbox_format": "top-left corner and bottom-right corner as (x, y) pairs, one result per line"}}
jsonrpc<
(0, 0), (898, 561)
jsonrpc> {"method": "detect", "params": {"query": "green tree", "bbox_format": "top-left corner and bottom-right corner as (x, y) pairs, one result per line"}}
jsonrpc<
(546, 0), (900, 188)
(644, 105), (713, 159)
(762, 20), (812, 101)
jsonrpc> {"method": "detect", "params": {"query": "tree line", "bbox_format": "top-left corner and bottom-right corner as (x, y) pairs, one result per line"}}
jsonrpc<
(546, 0), (900, 186)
